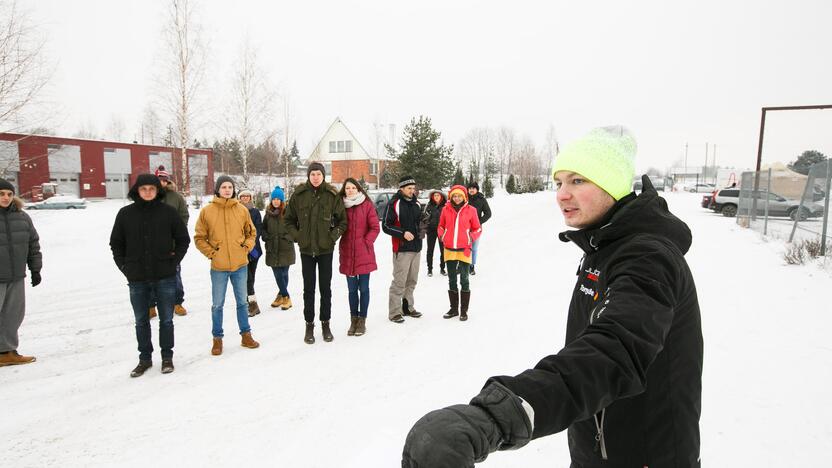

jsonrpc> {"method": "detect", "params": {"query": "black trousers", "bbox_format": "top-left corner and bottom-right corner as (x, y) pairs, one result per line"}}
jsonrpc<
(246, 257), (259, 297)
(426, 230), (445, 272)
(300, 253), (333, 322)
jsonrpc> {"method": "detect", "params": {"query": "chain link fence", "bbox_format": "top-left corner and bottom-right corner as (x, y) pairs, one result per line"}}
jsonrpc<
(736, 162), (831, 267)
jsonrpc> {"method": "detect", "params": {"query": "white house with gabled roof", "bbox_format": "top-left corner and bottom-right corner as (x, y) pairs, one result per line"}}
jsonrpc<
(306, 117), (390, 188)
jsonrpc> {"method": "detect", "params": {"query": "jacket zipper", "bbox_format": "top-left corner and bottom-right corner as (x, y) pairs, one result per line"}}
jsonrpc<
(594, 409), (608, 460)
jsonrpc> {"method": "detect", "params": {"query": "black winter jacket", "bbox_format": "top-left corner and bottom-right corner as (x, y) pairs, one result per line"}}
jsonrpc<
(425, 191), (446, 230)
(110, 185), (190, 283)
(0, 197), (41, 283)
(491, 177), (702, 467)
(382, 191), (425, 253)
(467, 192), (492, 224)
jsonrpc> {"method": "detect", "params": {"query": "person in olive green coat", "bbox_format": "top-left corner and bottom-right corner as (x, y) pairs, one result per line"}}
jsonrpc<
(149, 166), (190, 317)
(284, 162), (347, 344)
(262, 186), (296, 310)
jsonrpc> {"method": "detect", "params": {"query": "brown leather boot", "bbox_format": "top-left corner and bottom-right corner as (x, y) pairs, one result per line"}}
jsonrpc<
(322, 321), (334, 342)
(460, 290), (471, 321)
(149, 306), (157, 319)
(174, 304), (187, 316)
(271, 294), (285, 308)
(241, 332), (260, 349)
(304, 322), (315, 344)
(354, 317), (366, 336)
(443, 290), (460, 319)
(0, 351), (37, 367)
(211, 337), (223, 356)
(347, 316), (357, 336)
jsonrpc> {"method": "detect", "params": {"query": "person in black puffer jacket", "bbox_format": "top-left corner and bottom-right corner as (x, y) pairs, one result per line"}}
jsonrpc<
(403, 127), (703, 468)
(110, 174), (190, 377)
(466, 182), (491, 275)
(424, 190), (446, 276)
(0, 178), (41, 367)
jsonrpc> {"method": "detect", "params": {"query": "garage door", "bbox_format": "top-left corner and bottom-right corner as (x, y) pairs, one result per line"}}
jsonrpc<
(50, 172), (80, 197)
(105, 174), (129, 199)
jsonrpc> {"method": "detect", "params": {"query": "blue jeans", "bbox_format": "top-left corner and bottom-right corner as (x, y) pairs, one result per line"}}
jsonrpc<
(472, 238), (480, 266)
(346, 274), (370, 317)
(210, 266), (251, 338)
(129, 276), (176, 361)
(272, 266), (290, 297)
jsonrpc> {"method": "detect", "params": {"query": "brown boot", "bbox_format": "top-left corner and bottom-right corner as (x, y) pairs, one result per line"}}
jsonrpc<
(347, 316), (358, 336)
(174, 304), (187, 316)
(304, 322), (315, 344)
(322, 321), (334, 342)
(241, 332), (260, 349)
(0, 351), (37, 367)
(281, 297), (293, 310)
(271, 294), (285, 308)
(443, 290), (460, 319)
(211, 337), (223, 356)
(354, 317), (366, 336)
(460, 290), (471, 321)
(149, 306), (157, 319)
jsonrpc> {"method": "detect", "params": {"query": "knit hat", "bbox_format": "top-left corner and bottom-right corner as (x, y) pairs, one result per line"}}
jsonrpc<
(552, 126), (636, 200)
(214, 175), (236, 197)
(0, 177), (15, 194)
(270, 186), (285, 202)
(448, 185), (468, 203)
(398, 175), (416, 188)
(238, 189), (253, 199)
(466, 181), (479, 191)
(307, 162), (326, 179)
(154, 165), (170, 180)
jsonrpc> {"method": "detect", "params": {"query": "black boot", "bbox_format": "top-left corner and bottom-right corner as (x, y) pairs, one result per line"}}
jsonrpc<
(322, 321), (334, 342)
(460, 290), (471, 321)
(402, 298), (422, 318)
(440, 266), (447, 276)
(130, 360), (152, 378)
(304, 322), (315, 344)
(443, 290), (460, 319)
(161, 359), (174, 374)
(469, 265), (476, 276)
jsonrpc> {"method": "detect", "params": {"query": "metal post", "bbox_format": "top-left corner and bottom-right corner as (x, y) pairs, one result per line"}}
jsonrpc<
(821, 161), (832, 256)
(752, 110), (767, 221)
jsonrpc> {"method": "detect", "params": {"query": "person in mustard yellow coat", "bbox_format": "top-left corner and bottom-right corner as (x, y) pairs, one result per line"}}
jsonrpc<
(194, 175), (260, 356)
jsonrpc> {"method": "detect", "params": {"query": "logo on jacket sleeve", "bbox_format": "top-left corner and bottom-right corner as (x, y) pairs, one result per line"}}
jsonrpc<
(585, 267), (601, 282)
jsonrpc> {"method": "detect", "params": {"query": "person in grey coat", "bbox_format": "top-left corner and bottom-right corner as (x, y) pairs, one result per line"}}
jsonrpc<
(0, 178), (42, 367)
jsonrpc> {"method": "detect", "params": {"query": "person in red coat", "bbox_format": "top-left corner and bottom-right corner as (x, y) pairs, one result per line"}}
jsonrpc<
(436, 185), (481, 321)
(338, 178), (380, 336)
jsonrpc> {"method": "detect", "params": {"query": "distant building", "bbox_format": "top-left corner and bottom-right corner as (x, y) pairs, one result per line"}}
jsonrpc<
(0, 133), (213, 200)
(306, 118), (390, 188)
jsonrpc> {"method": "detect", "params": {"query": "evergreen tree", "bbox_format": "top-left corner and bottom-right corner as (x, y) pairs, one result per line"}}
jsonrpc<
(358, 176), (369, 191)
(453, 165), (465, 186)
(483, 176), (494, 198)
(788, 150), (827, 175)
(386, 116), (455, 190)
(506, 174), (517, 194)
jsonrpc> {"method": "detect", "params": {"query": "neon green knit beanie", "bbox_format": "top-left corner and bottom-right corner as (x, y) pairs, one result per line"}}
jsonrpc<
(552, 126), (636, 200)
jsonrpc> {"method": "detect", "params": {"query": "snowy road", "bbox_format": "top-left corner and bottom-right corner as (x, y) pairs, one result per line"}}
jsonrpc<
(2, 191), (830, 467)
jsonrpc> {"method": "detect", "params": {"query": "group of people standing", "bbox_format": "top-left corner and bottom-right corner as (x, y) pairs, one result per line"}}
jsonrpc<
(105, 161), (492, 377)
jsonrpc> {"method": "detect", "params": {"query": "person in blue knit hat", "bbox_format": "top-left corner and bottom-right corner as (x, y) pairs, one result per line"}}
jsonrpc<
(403, 126), (703, 468)
(262, 186), (296, 311)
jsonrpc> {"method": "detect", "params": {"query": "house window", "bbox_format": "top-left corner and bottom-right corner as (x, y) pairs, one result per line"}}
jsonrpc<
(345, 140), (352, 152)
(370, 160), (378, 176)
(47, 144), (61, 150)
(337, 141), (345, 153)
(329, 141), (336, 153)
(104, 148), (116, 153)
(328, 140), (355, 153)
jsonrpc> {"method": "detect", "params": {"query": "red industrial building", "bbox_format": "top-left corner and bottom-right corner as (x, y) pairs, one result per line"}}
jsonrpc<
(0, 133), (214, 200)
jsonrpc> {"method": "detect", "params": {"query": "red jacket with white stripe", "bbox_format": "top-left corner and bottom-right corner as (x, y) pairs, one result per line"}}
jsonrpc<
(437, 200), (481, 258)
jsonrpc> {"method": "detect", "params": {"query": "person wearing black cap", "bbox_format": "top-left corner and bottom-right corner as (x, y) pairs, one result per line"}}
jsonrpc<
(284, 162), (347, 344)
(0, 178), (41, 367)
(381, 175), (426, 323)
(466, 182), (491, 275)
(194, 175), (260, 356)
(109, 174), (190, 376)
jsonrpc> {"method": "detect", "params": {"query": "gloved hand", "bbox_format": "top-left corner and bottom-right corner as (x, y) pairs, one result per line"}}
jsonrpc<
(402, 382), (533, 468)
(30, 271), (41, 287)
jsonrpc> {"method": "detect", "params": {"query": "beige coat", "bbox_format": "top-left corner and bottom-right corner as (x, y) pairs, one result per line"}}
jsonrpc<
(194, 196), (256, 271)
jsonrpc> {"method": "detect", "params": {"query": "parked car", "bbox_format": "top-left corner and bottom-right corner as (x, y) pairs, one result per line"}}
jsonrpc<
(701, 193), (714, 209)
(710, 188), (824, 220)
(687, 183), (716, 193)
(369, 190), (397, 219)
(633, 175), (668, 193)
(26, 195), (88, 210)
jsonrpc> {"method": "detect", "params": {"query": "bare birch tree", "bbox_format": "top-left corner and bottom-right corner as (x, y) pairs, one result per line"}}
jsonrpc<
(0, 1), (49, 133)
(543, 124), (559, 189)
(226, 37), (277, 184)
(139, 105), (163, 145)
(161, 0), (207, 195)
(457, 127), (493, 184)
(495, 126), (516, 187)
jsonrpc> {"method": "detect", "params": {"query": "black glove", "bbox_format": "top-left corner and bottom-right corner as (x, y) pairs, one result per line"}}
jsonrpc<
(30, 271), (41, 287)
(402, 382), (532, 468)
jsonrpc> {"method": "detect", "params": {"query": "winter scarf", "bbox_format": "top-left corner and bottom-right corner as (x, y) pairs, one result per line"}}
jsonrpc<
(343, 192), (367, 209)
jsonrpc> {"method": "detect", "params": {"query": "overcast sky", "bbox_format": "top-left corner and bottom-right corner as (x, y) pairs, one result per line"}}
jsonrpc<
(26, 0), (832, 172)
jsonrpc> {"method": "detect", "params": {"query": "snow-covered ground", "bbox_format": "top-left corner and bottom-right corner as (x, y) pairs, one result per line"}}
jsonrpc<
(2, 191), (831, 467)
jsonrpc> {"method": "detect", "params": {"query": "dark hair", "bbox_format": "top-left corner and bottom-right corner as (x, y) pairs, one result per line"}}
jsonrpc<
(338, 177), (369, 199)
(268, 198), (285, 217)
